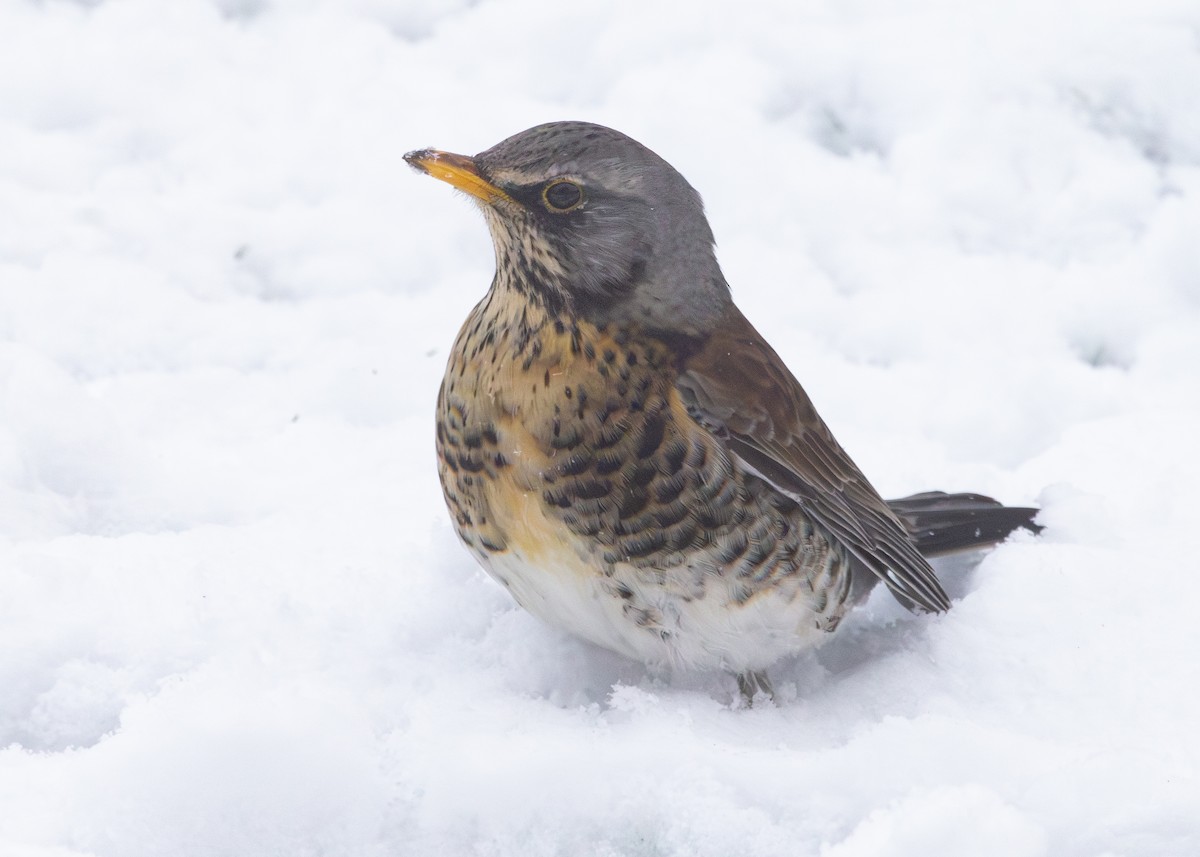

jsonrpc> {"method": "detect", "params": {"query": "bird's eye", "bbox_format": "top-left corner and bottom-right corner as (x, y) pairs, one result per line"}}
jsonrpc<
(542, 180), (584, 212)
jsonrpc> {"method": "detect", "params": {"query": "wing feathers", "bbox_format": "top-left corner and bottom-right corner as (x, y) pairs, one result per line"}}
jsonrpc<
(677, 305), (951, 614)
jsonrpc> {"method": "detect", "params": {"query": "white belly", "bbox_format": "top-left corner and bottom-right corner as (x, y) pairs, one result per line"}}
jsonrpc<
(478, 544), (831, 674)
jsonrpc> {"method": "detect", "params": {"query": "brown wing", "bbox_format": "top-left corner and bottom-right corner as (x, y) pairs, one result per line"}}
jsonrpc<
(675, 304), (951, 613)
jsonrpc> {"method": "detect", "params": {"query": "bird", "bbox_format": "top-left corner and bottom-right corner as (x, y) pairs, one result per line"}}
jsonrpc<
(405, 121), (1039, 702)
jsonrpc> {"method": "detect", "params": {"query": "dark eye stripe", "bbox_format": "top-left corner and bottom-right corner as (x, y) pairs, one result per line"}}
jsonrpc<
(542, 180), (584, 212)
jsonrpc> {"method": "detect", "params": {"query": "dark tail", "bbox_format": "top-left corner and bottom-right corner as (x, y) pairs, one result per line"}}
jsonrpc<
(887, 491), (1041, 558)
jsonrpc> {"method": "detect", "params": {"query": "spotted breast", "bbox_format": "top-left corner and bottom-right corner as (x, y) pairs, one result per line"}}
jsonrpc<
(436, 283), (852, 674)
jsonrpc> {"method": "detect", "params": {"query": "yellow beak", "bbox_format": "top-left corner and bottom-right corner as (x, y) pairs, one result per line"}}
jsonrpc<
(403, 148), (513, 205)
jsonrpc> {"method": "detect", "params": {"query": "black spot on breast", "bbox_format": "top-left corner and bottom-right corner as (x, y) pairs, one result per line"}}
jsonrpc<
(550, 422), (582, 450)
(665, 520), (700, 552)
(697, 501), (738, 530)
(629, 461), (657, 488)
(622, 530), (667, 559)
(716, 531), (749, 565)
(618, 488), (649, 519)
(457, 455), (485, 473)
(652, 502), (689, 529)
(572, 479), (612, 500)
(662, 439), (687, 474)
(479, 536), (506, 553)
(744, 533), (776, 569)
(595, 451), (623, 475)
(636, 413), (666, 459)
(652, 472), (686, 505)
(559, 451), (592, 476)
(596, 422), (626, 449)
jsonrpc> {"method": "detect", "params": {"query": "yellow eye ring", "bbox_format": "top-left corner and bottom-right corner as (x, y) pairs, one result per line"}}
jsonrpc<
(542, 179), (584, 213)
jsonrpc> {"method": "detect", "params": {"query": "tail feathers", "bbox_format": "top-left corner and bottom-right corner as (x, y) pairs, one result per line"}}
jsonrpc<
(887, 491), (1042, 558)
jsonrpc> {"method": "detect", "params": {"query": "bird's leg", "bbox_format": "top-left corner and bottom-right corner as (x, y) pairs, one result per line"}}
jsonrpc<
(736, 670), (775, 706)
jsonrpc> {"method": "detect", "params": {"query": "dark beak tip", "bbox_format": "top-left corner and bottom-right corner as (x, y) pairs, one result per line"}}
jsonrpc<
(403, 149), (431, 173)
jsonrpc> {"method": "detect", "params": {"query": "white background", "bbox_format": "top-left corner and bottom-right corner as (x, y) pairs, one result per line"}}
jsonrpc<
(2, 0), (1198, 854)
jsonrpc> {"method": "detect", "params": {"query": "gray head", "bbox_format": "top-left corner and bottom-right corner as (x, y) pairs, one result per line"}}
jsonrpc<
(405, 121), (731, 335)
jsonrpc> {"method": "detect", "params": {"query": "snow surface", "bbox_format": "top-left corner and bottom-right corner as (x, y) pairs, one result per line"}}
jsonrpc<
(2, 0), (1199, 854)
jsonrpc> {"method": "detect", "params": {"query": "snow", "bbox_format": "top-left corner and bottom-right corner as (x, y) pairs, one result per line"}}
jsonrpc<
(2, 0), (1199, 854)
